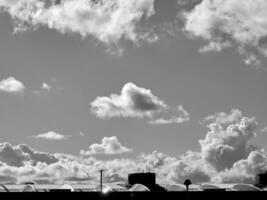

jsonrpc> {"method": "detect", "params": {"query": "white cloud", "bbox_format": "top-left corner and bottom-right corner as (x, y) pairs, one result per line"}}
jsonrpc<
(214, 150), (267, 183)
(33, 80), (62, 95)
(0, 0), (157, 47)
(163, 109), (267, 184)
(200, 109), (258, 171)
(182, 0), (267, 66)
(91, 82), (168, 119)
(166, 151), (212, 184)
(80, 136), (132, 155)
(33, 131), (70, 140)
(0, 77), (25, 93)
(0, 143), (58, 167)
(91, 82), (189, 124)
(0, 110), (266, 185)
(41, 83), (52, 92)
(0, 144), (206, 185)
(149, 105), (190, 124)
(155, 109), (267, 184)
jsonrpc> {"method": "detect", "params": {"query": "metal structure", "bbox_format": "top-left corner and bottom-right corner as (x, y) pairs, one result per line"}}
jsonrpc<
(100, 169), (104, 192)
(0, 184), (9, 192)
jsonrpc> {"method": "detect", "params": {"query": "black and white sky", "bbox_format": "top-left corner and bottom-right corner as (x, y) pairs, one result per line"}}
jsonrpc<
(0, 0), (267, 185)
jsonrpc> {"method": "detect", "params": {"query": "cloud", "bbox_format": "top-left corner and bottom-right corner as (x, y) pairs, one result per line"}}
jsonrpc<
(0, 175), (17, 184)
(0, 150), (135, 184)
(91, 82), (168, 118)
(0, 77), (25, 93)
(151, 109), (267, 184)
(18, 144), (59, 165)
(0, 146), (194, 185)
(41, 83), (52, 92)
(33, 131), (70, 140)
(0, 77), (60, 95)
(214, 150), (267, 183)
(0, 143), (58, 167)
(164, 109), (267, 184)
(91, 82), (189, 124)
(181, 0), (267, 67)
(200, 109), (258, 171)
(80, 136), (132, 155)
(33, 80), (62, 95)
(0, 143), (30, 167)
(0, 110), (266, 185)
(0, 0), (157, 47)
(138, 151), (177, 170)
(167, 152), (212, 184)
(149, 105), (190, 124)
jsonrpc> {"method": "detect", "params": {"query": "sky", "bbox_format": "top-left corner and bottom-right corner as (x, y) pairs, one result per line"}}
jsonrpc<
(0, 0), (267, 185)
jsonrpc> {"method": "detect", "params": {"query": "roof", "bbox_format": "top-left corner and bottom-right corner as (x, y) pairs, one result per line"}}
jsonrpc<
(129, 184), (150, 191)
(0, 183), (264, 192)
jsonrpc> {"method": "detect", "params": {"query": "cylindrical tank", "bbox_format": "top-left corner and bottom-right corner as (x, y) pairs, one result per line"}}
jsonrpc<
(128, 173), (156, 186)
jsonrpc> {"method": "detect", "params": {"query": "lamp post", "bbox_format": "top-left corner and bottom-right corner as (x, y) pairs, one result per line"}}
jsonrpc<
(100, 169), (104, 192)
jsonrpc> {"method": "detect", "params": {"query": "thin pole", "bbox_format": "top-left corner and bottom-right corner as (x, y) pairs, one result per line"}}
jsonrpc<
(100, 170), (103, 192)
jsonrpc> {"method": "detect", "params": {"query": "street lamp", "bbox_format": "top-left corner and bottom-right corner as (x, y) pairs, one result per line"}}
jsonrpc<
(99, 169), (104, 192)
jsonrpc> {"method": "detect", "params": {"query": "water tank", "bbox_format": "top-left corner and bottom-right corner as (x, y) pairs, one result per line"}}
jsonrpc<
(128, 173), (156, 186)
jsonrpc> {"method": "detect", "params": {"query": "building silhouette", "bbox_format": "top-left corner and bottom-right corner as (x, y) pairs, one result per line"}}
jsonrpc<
(128, 172), (156, 186)
(127, 172), (166, 192)
(256, 172), (267, 187)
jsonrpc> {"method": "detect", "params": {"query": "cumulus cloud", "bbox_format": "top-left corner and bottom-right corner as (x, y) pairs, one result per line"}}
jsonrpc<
(91, 82), (167, 118)
(0, 147), (171, 184)
(0, 143), (30, 167)
(214, 150), (267, 183)
(165, 109), (267, 184)
(0, 77), (25, 93)
(182, 0), (267, 67)
(18, 144), (59, 165)
(0, 0), (157, 48)
(0, 143), (58, 167)
(0, 110), (266, 185)
(200, 109), (258, 171)
(167, 152), (212, 184)
(0, 148), (134, 184)
(91, 82), (189, 124)
(151, 109), (267, 184)
(33, 131), (70, 140)
(80, 136), (132, 155)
